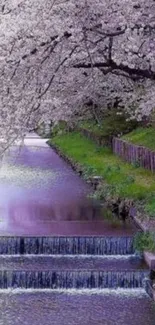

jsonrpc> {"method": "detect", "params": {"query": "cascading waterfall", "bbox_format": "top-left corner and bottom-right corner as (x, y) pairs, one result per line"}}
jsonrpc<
(0, 236), (134, 255)
(0, 270), (149, 289)
(0, 236), (151, 294)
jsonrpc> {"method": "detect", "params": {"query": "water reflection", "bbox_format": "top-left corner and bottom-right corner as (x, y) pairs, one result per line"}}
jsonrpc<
(0, 291), (155, 325)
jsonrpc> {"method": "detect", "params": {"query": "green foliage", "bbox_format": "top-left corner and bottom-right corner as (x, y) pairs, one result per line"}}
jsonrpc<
(132, 160), (141, 169)
(122, 127), (155, 151)
(51, 120), (68, 136)
(103, 209), (121, 228)
(79, 110), (138, 138)
(95, 146), (103, 154)
(126, 175), (135, 184)
(118, 183), (147, 200)
(145, 198), (155, 217)
(134, 231), (155, 253)
(91, 184), (115, 200)
(104, 165), (121, 176)
(82, 165), (97, 180)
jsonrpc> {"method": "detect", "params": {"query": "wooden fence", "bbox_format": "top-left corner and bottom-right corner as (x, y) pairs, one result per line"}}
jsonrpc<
(112, 137), (155, 172)
(78, 128), (155, 172)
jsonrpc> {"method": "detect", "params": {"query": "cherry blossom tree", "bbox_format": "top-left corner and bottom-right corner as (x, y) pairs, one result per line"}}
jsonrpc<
(69, 0), (155, 121)
(0, 0), (155, 147)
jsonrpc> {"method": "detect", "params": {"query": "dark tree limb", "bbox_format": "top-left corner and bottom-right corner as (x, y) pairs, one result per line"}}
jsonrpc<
(90, 26), (127, 38)
(73, 60), (155, 81)
(108, 37), (113, 62)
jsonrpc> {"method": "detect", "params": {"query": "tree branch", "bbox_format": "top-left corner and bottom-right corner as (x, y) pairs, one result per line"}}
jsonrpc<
(73, 60), (155, 81)
(90, 25), (127, 38)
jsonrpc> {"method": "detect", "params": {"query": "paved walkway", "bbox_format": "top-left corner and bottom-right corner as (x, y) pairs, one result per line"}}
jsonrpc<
(0, 133), (136, 236)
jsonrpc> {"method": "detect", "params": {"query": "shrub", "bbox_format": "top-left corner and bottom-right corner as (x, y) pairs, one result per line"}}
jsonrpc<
(132, 160), (141, 169)
(82, 165), (97, 180)
(51, 120), (68, 136)
(145, 198), (155, 217)
(79, 110), (139, 138)
(134, 231), (155, 253)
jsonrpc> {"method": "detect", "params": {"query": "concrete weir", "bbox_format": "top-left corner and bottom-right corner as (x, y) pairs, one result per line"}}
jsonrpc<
(0, 235), (150, 292)
(0, 233), (150, 291)
(0, 270), (149, 290)
(0, 236), (134, 255)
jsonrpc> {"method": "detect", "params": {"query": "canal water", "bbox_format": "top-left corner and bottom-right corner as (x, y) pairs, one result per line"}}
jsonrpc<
(0, 290), (155, 325)
(0, 133), (136, 236)
(0, 133), (154, 324)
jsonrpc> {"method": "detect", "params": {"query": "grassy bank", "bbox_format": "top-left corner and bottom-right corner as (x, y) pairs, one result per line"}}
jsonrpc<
(122, 127), (155, 151)
(50, 131), (155, 218)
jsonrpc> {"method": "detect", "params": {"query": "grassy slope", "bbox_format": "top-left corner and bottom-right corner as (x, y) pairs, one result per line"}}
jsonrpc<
(50, 132), (155, 214)
(122, 127), (155, 151)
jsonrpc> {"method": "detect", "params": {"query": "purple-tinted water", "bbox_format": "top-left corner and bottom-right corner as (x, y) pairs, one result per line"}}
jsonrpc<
(0, 291), (155, 325)
(0, 134), (136, 236)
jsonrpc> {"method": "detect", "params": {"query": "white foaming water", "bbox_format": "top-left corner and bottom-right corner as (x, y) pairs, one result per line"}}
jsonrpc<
(0, 288), (148, 297)
(0, 254), (137, 259)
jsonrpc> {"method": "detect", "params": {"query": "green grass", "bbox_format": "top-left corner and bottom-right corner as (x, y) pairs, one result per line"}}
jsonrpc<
(122, 127), (155, 150)
(50, 132), (155, 209)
